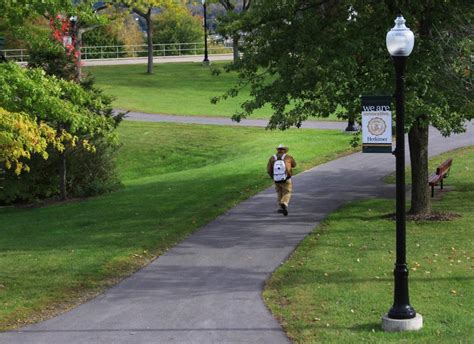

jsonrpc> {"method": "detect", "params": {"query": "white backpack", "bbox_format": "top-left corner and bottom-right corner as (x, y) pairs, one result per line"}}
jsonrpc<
(273, 154), (287, 182)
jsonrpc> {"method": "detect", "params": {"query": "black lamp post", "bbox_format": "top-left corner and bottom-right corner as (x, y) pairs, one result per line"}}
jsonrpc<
(202, 0), (210, 65)
(382, 15), (422, 332)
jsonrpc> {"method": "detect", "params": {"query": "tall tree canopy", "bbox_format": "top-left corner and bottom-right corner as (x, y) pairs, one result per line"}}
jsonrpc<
(217, 0), (473, 215)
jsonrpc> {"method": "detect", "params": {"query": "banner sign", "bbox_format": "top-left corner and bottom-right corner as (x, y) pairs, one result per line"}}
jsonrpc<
(361, 95), (393, 153)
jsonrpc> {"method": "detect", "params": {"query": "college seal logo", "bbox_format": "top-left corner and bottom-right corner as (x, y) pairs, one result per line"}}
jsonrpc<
(367, 117), (387, 136)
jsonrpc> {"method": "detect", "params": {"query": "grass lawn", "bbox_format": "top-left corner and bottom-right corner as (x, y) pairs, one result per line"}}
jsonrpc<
(264, 146), (474, 343)
(86, 63), (340, 121)
(0, 121), (353, 330)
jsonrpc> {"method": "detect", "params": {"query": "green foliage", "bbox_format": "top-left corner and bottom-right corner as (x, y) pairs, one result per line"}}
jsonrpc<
(83, 26), (122, 47)
(82, 26), (126, 59)
(220, 0), (473, 132)
(0, 63), (121, 204)
(28, 35), (78, 80)
(82, 15), (144, 58)
(153, 6), (203, 46)
(1, 153), (60, 203)
(0, 63), (115, 136)
(0, 0), (109, 28)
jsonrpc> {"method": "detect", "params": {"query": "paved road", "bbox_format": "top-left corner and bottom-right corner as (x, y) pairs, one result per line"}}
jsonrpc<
(122, 110), (348, 131)
(2, 122), (473, 343)
(83, 54), (234, 67)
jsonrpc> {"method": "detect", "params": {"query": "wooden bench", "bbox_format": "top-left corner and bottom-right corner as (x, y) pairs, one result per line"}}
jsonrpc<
(428, 158), (453, 197)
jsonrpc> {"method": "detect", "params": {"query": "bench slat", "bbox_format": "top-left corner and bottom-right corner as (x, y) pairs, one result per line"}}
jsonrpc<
(436, 158), (453, 177)
(428, 172), (441, 186)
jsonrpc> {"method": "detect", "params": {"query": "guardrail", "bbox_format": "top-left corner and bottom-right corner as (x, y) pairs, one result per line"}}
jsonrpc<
(82, 42), (233, 60)
(2, 49), (29, 62)
(1, 41), (234, 63)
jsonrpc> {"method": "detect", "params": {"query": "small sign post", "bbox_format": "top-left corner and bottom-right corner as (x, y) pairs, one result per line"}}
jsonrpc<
(361, 95), (393, 153)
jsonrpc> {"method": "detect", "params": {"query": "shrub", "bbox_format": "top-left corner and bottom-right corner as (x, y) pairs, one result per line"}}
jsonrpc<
(0, 63), (122, 205)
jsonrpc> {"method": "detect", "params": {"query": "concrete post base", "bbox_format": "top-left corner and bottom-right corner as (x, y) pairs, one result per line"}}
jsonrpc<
(381, 313), (423, 332)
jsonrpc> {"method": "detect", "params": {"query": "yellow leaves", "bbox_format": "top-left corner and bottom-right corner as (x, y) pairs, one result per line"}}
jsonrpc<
(0, 108), (79, 175)
(81, 139), (96, 153)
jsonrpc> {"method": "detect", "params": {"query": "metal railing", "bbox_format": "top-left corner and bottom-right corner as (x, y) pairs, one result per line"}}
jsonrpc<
(1, 41), (234, 63)
(2, 49), (29, 62)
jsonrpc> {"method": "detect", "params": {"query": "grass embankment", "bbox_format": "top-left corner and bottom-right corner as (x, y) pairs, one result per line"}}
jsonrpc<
(264, 146), (474, 343)
(87, 63), (340, 121)
(0, 121), (352, 330)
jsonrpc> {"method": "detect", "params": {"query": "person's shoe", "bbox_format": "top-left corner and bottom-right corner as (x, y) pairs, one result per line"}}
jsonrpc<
(281, 204), (288, 216)
(277, 209), (284, 214)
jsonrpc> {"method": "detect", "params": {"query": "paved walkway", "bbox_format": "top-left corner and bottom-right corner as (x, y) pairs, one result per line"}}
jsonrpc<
(83, 54), (234, 67)
(122, 110), (348, 130)
(2, 122), (473, 343)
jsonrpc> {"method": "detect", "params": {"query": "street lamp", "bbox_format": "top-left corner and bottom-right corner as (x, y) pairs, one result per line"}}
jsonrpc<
(202, 0), (210, 65)
(382, 15), (422, 332)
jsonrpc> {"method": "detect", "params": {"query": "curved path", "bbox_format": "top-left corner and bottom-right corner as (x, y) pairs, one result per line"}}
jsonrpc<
(2, 122), (473, 343)
(121, 110), (348, 131)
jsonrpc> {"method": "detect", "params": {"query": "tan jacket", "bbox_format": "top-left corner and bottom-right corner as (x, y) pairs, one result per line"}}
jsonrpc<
(267, 153), (297, 179)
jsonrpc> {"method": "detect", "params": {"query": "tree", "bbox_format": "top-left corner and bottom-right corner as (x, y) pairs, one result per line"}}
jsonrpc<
(0, 62), (119, 201)
(118, 0), (177, 74)
(153, 6), (202, 47)
(216, 0), (473, 215)
(216, 0), (252, 61)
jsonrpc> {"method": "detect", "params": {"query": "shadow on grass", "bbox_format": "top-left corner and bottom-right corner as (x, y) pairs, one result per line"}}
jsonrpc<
(351, 322), (382, 331)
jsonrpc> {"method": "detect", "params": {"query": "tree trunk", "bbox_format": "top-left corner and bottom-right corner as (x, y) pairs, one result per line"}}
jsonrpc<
(59, 151), (67, 201)
(232, 35), (240, 61)
(408, 120), (430, 215)
(75, 29), (83, 82)
(146, 10), (154, 75)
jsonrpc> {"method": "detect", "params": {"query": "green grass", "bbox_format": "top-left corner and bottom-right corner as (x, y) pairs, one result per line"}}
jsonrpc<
(384, 154), (457, 185)
(263, 146), (474, 343)
(0, 121), (353, 330)
(87, 63), (340, 121)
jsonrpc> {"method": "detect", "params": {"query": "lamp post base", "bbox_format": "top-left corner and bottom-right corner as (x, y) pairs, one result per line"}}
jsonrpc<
(381, 313), (423, 332)
(202, 59), (210, 66)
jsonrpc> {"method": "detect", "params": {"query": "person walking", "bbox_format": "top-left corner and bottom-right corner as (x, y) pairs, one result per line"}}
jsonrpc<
(267, 144), (297, 216)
